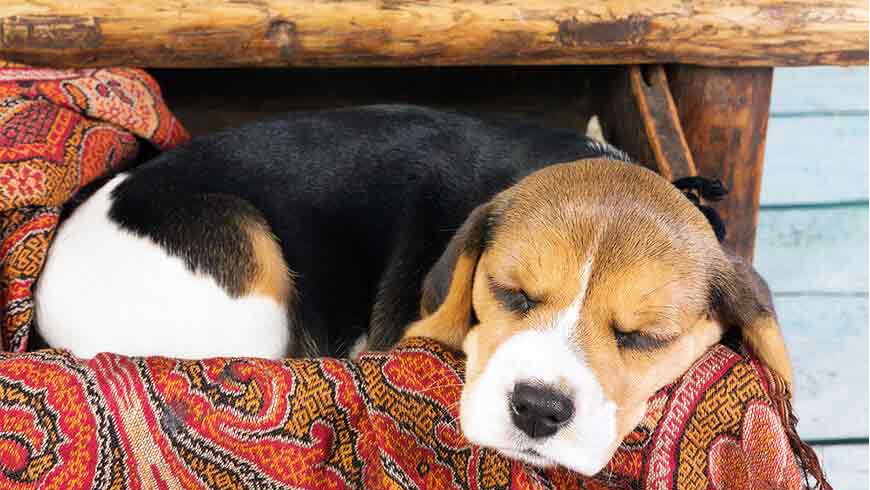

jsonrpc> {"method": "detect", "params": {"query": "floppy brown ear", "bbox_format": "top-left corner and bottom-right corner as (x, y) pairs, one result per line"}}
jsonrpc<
(712, 251), (794, 391)
(403, 202), (493, 349)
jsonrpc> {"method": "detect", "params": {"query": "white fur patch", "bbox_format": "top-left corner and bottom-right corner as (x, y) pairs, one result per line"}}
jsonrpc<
(34, 175), (291, 359)
(551, 256), (593, 336)
(460, 262), (618, 476)
(348, 334), (368, 360)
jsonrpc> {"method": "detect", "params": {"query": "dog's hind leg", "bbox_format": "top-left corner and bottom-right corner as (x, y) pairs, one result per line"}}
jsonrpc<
(35, 174), (295, 359)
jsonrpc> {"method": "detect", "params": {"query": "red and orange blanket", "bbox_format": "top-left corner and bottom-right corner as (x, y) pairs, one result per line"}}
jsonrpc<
(0, 66), (827, 490)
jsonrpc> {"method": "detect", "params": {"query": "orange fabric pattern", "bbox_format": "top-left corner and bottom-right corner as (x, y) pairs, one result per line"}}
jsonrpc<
(0, 65), (189, 351)
(0, 338), (812, 490)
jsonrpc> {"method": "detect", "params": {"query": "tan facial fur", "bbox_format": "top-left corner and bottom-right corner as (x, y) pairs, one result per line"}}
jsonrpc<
(406, 159), (792, 474)
(467, 162), (722, 439)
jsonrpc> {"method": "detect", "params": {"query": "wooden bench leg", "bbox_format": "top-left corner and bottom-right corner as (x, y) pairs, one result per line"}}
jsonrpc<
(666, 66), (774, 262)
(595, 65), (698, 181)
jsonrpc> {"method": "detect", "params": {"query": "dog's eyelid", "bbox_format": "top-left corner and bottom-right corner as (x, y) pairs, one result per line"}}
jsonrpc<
(487, 275), (523, 297)
(610, 319), (633, 335)
(641, 330), (678, 344)
(486, 274), (519, 290)
(612, 322), (675, 350)
(648, 327), (681, 343)
(488, 277), (539, 314)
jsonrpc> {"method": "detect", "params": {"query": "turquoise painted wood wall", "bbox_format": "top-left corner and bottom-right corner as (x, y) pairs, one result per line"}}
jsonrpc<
(754, 66), (868, 489)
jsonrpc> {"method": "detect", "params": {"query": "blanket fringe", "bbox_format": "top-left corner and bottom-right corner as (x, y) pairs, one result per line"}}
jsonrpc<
(761, 361), (832, 490)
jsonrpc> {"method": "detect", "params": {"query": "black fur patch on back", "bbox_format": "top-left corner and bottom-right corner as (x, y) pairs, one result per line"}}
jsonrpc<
(108, 184), (264, 298)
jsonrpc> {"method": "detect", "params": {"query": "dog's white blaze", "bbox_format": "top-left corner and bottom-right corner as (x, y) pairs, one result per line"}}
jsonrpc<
(552, 256), (593, 337)
(35, 174), (291, 359)
(461, 259), (618, 476)
(576, 254), (595, 310)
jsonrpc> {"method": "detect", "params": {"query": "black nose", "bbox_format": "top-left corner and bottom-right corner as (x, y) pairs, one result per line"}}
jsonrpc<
(510, 382), (574, 439)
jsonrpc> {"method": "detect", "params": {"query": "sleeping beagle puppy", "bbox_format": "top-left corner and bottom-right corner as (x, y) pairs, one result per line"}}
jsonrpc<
(35, 104), (791, 475)
(402, 161), (792, 475)
(34, 104), (630, 359)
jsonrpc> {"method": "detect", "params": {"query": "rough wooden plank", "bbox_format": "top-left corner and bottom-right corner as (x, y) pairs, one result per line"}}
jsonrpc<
(596, 68), (660, 173)
(754, 205), (868, 292)
(668, 66), (773, 261)
(761, 114), (869, 205)
(0, 1), (867, 68)
(628, 65), (697, 180)
(777, 295), (868, 440)
(595, 66), (699, 179)
(812, 445), (869, 490)
(771, 67), (869, 114)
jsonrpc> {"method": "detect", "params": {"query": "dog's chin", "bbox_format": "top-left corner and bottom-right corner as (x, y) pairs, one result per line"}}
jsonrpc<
(495, 448), (554, 468)
(475, 439), (614, 476)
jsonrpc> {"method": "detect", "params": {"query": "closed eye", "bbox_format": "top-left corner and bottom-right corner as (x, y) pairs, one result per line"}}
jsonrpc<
(613, 325), (673, 351)
(488, 277), (538, 315)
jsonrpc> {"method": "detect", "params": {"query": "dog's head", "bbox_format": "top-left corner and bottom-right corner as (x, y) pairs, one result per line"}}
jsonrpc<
(403, 159), (791, 475)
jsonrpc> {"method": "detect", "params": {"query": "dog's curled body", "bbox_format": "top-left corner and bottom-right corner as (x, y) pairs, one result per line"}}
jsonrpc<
(35, 105), (628, 358)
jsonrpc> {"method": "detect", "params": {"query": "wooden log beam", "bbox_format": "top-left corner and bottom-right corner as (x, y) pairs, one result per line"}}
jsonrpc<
(0, 1), (866, 68)
(667, 65), (774, 262)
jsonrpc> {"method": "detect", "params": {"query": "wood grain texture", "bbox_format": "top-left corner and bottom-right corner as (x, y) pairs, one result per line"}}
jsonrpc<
(595, 67), (658, 172)
(595, 65), (698, 180)
(629, 65), (697, 180)
(668, 66), (774, 261)
(0, 1), (866, 68)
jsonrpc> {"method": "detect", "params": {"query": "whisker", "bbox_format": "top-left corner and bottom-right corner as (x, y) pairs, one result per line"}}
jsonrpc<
(440, 400), (464, 430)
(416, 383), (466, 395)
(488, 242), (528, 269)
(637, 278), (682, 302)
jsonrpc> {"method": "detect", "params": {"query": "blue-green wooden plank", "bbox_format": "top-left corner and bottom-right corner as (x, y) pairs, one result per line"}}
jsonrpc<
(753, 206), (868, 293)
(813, 445), (868, 490)
(771, 67), (868, 115)
(777, 295), (868, 440)
(761, 115), (868, 206)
